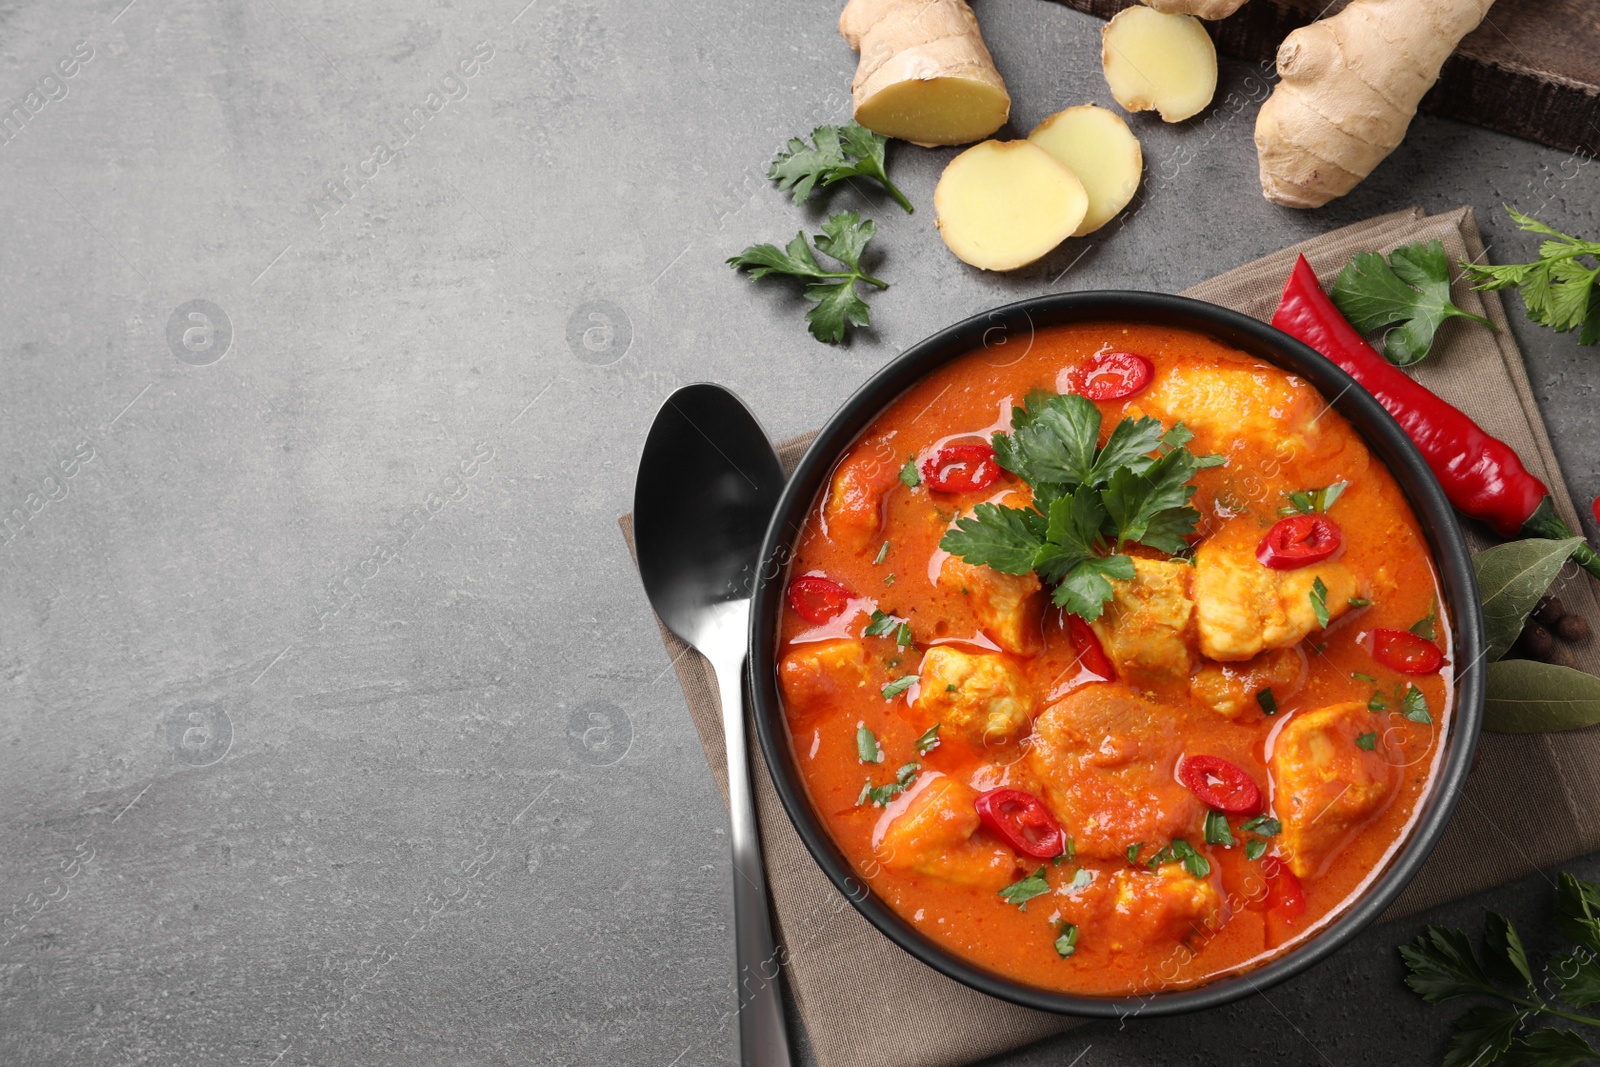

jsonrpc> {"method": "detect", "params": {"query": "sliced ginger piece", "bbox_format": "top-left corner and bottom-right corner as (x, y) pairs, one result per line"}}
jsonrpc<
(840, 0), (1011, 147)
(1028, 105), (1143, 235)
(1101, 7), (1217, 123)
(1143, 0), (1251, 20)
(934, 140), (1087, 271)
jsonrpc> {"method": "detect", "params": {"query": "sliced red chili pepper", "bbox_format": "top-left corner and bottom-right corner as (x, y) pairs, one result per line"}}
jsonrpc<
(1179, 755), (1264, 815)
(974, 788), (1067, 859)
(920, 444), (1000, 493)
(1256, 515), (1343, 570)
(1592, 495), (1599, 527)
(1068, 350), (1155, 401)
(1371, 628), (1446, 674)
(786, 575), (853, 625)
(1067, 615), (1115, 680)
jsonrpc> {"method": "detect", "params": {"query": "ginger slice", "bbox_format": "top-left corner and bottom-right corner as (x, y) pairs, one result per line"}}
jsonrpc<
(1101, 7), (1218, 123)
(933, 140), (1087, 271)
(839, 0), (1011, 147)
(1028, 104), (1143, 235)
(1143, 0), (1251, 20)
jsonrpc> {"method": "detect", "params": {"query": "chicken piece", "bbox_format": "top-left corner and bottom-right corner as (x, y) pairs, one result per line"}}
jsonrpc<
(1193, 521), (1360, 661)
(779, 640), (871, 715)
(1270, 701), (1397, 878)
(916, 646), (1034, 748)
(1190, 647), (1306, 720)
(1089, 558), (1195, 684)
(874, 774), (1019, 890)
(1124, 357), (1327, 461)
(938, 556), (1044, 656)
(1027, 684), (1201, 859)
(823, 444), (901, 555)
(1102, 864), (1224, 951)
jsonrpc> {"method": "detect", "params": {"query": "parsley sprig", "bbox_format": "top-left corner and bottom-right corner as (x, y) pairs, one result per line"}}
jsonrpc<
(1401, 872), (1600, 1067)
(768, 122), (913, 214)
(1464, 208), (1600, 346)
(937, 391), (1222, 622)
(727, 210), (887, 344)
(1330, 239), (1494, 366)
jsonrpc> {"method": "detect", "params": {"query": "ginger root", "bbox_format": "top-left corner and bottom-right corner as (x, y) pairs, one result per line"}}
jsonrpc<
(1029, 105), (1143, 235)
(1141, 0), (1250, 20)
(934, 140), (1087, 271)
(839, 0), (1011, 147)
(1101, 6), (1218, 123)
(1254, 0), (1495, 208)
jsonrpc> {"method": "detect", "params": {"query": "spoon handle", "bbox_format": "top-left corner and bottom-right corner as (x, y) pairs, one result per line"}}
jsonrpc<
(712, 648), (794, 1067)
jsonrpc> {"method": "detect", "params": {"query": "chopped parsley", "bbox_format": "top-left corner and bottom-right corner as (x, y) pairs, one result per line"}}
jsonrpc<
(914, 724), (940, 755)
(1352, 672), (1378, 684)
(881, 675), (917, 700)
(855, 725), (883, 764)
(1241, 815), (1281, 837)
(1147, 838), (1210, 879)
(1126, 842), (1143, 864)
(1410, 599), (1438, 641)
(1402, 685), (1433, 724)
(1280, 481), (1348, 516)
(1245, 839), (1268, 861)
(858, 761), (920, 807)
(894, 622), (913, 648)
(938, 391), (1222, 622)
(1203, 810), (1234, 847)
(1256, 687), (1279, 716)
(1310, 576), (1331, 629)
(884, 573), (896, 586)
(998, 867), (1051, 910)
(1054, 922), (1079, 958)
(1356, 730), (1379, 751)
(1349, 597), (1372, 608)
(899, 459), (920, 488)
(874, 541), (890, 565)
(944, 683), (957, 692)
(1369, 691), (1389, 712)
(1067, 867), (1092, 892)
(863, 609), (898, 638)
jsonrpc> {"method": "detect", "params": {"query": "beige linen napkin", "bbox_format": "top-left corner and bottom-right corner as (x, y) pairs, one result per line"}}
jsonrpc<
(621, 207), (1600, 1067)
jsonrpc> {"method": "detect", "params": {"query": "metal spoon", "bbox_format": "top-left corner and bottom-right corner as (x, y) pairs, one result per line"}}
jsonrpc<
(634, 383), (792, 1067)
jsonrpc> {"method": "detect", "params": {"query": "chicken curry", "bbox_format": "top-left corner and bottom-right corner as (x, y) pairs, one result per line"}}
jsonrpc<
(776, 323), (1452, 996)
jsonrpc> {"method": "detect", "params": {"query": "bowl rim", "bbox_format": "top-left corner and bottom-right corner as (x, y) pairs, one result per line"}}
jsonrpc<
(747, 290), (1486, 1018)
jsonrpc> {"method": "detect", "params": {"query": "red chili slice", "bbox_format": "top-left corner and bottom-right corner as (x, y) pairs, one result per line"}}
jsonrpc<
(1067, 615), (1115, 680)
(1255, 515), (1343, 570)
(786, 576), (852, 625)
(920, 444), (1001, 493)
(1069, 351), (1155, 401)
(1371, 628), (1446, 674)
(974, 788), (1067, 859)
(1179, 755), (1264, 815)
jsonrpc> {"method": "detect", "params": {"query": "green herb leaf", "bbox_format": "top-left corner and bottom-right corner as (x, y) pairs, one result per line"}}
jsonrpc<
(1552, 951), (1600, 1009)
(1054, 922), (1079, 958)
(1352, 672), (1377, 683)
(863, 609), (898, 637)
(884, 573), (896, 586)
(1241, 815), (1281, 837)
(1400, 925), (1503, 1003)
(1355, 730), (1378, 750)
(1067, 867), (1091, 892)
(895, 622), (913, 647)
(1257, 687), (1278, 716)
(998, 867), (1051, 910)
(914, 724), (940, 755)
(1557, 871), (1600, 955)
(861, 761), (921, 807)
(728, 211), (888, 344)
(1331, 240), (1495, 366)
(881, 675), (917, 700)
(1369, 691), (1389, 712)
(1203, 810), (1233, 846)
(1410, 598), (1439, 641)
(1401, 685), (1432, 724)
(856, 725), (883, 764)
(1442, 1006), (1521, 1067)
(1485, 660), (1600, 733)
(1500, 1029), (1600, 1067)
(1465, 208), (1600, 344)
(1349, 597), (1372, 609)
(1148, 838), (1210, 879)
(1126, 842), (1142, 864)
(1245, 839), (1267, 860)
(899, 459), (920, 488)
(874, 540), (890, 565)
(1310, 577), (1330, 629)
(1474, 537), (1584, 662)
(940, 502), (1043, 575)
(1281, 481), (1349, 515)
(768, 122), (913, 213)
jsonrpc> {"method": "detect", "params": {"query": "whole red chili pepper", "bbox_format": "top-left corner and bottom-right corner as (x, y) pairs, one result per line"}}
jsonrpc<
(1271, 255), (1600, 581)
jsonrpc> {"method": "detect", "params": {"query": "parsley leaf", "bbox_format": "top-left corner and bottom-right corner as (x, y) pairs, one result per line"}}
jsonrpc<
(1356, 730), (1378, 750)
(874, 541), (890, 565)
(1352, 672), (1377, 683)
(998, 867), (1051, 910)
(727, 211), (888, 344)
(1279, 481), (1348, 516)
(881, 675), (917, 700)
(856, 725), (883, 764)
(863, 609), (898, 638)
(768, 122), (913, 214)
(1331, 240), (1495, 366)
(1147, 838), (1210, 878)
(859, 761), (920, 807)
(1257, 687), (1279, 715)
(914, 724), (940, 755)
(1241, 815), (1281, 837)
(1245, 839), (1267, 861)
(1465, 207), (1600, 346)
(1054, 922), (1079, 958)
(1203, 810), (1233, 847)
(899, 458), (920, 488)
(1126, 842), (1142, 864)
(895, 622), (913, 648)
(1369, 691), (1389, 712)
(1411, 598), (1439, 640)
(1067, 867), (1092, 892)
(1310, 577), (1330, 629)
(1402, 685), (1433, 724)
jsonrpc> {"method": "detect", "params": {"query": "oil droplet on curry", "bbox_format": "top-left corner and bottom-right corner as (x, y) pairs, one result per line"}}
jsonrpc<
(776, 324), (1452, 996)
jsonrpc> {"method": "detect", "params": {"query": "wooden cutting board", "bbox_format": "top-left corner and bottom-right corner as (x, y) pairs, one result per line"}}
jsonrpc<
(1041, 0), (1599, 154)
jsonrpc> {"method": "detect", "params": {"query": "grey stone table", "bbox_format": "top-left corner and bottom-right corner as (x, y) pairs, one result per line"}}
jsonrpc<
(1, 1), (1597, 1065)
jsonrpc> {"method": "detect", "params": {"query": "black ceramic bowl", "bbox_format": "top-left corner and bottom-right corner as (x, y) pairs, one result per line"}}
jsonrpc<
(748, 291), (1486, 1017)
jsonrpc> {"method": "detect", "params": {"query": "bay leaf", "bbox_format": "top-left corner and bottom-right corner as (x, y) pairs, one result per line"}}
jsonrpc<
(1484, 659), (1600, 733)
(1472, 536), (1582, 662)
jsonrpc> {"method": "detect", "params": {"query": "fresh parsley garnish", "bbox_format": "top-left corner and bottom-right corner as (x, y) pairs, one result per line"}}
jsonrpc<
(768, 122), (913, 214)
(1245, 839), (1268, 861)
(881, 674), (917, 700)
(1241, 815), (1281, 837)
(1331, 239), (1494, 366)
(1353, 672), (1377, 683)
(863, 609), (898, 638)
(1127, 842), (1143, 864)
(1257, 687), (1279, 716)
(856, 725), (883, 764)
(1054, 922), (1080, 958)
(1147, 838), (1210, 879)
(859, 761), (920, 807)
(895, 622), (913, 648)
(1280, 481), (1348, 516)
(1464, 207), (1600, 346)
(727, 210), (887, 344)
(1411, 599), (1439, 640)
(1310, 577), (1331, 629)
(1356, 730), (1378, 751)
(1401, 875), (1600, 1067)
(899, 459), (920, 488)
(874, 540), (890, 565)
(1349, 597), (1372, 609)
(914, 724), (940, 755)
(1203, 810), (1233, 847)
(1402, 685), (1433, 724)
(1370, 691), (1389, 712)
(998, 867), (1051, 910)
(1067, 867), (1092, 892)
(938, 391), (1222, 622)
(884, 573), (896, 586)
